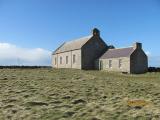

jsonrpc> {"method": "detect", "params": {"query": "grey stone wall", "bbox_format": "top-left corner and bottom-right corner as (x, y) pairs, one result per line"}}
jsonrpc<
(98, 48), (148, 74)
(130, 49), (148, 74)
(51, 49), (81, 69)
(52, 36), (107, 70)
(81, 36), (108, 69)
(98, 57), (130, 73)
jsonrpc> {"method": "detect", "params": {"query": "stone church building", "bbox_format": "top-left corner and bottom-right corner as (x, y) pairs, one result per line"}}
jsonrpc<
(52, 28), (148, 74)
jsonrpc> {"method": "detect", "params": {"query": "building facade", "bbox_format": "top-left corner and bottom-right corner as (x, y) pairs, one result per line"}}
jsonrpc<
(52, 28), (148, 74)
(52, 28), (108, 69)
(98, 43), (148, 74)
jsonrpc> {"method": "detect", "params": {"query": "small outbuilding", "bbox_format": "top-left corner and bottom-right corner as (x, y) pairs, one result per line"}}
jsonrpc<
(98, 43), (148, 74)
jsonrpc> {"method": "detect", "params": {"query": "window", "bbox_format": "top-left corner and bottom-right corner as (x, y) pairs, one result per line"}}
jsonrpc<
(66, 56), (68, 64)
(100, 61), (103, 70)
(109, 60), (112, 68)
(119, 59), (122, 68)
(60, 57), (62, 64)
(55, 58), (56, 65)
(73, 55), (76, 64)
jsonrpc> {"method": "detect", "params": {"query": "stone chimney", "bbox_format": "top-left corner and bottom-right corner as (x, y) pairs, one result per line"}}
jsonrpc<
(92, 28), (100, 37)
(133, 42), (142, 49)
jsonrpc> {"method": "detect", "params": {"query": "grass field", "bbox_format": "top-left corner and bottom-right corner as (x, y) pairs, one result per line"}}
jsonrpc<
(0, 68), (160, 120)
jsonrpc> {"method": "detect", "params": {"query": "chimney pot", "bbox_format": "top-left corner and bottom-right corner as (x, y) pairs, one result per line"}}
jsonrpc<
(92, 28), (100, 36)
(133, 42), (142, 49)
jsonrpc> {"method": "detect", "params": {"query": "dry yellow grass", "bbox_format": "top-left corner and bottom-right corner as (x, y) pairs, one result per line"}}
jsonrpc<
(127, 99), (150, 108)
(0, 68), (160, 120)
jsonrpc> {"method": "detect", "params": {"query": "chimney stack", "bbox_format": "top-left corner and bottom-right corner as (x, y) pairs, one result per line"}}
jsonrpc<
(92, 28), (100, 37)
(133, 42), (142, 49)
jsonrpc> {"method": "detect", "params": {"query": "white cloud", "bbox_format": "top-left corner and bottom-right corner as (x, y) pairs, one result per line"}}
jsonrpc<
(0, 43), (51, 66)
(0, 44), (159, 67)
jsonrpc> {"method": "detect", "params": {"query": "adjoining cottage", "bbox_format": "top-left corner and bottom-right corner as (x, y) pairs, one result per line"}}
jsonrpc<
(52, 28), (108, 69)
(52, 28), (148, 74)
(98, 43), (148, 74)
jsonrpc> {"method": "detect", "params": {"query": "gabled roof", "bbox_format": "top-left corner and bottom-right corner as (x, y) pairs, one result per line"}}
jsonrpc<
(53, 35), (92, 54)
(100, 47), (135, 59)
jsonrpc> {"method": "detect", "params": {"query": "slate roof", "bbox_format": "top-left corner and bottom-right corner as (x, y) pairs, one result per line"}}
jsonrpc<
(100, 47), (135, 59)
(53, 35), (92, 54)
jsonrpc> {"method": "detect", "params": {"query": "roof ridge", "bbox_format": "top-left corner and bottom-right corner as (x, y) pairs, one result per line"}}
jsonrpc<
(100, 46), (135, 59)
(108, 46), (133, 50)
(66, 35), (92, 43)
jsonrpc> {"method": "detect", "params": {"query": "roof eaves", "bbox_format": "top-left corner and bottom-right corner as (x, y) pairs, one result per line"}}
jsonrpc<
(53, 48), (81, 54)
(99, 56), (130, 59)
(108, 46), (133, 51)
(52, 42), (66, 55)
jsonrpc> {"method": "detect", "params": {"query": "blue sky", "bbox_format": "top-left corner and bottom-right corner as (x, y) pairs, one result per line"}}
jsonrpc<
(0, 0), (160, 66)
